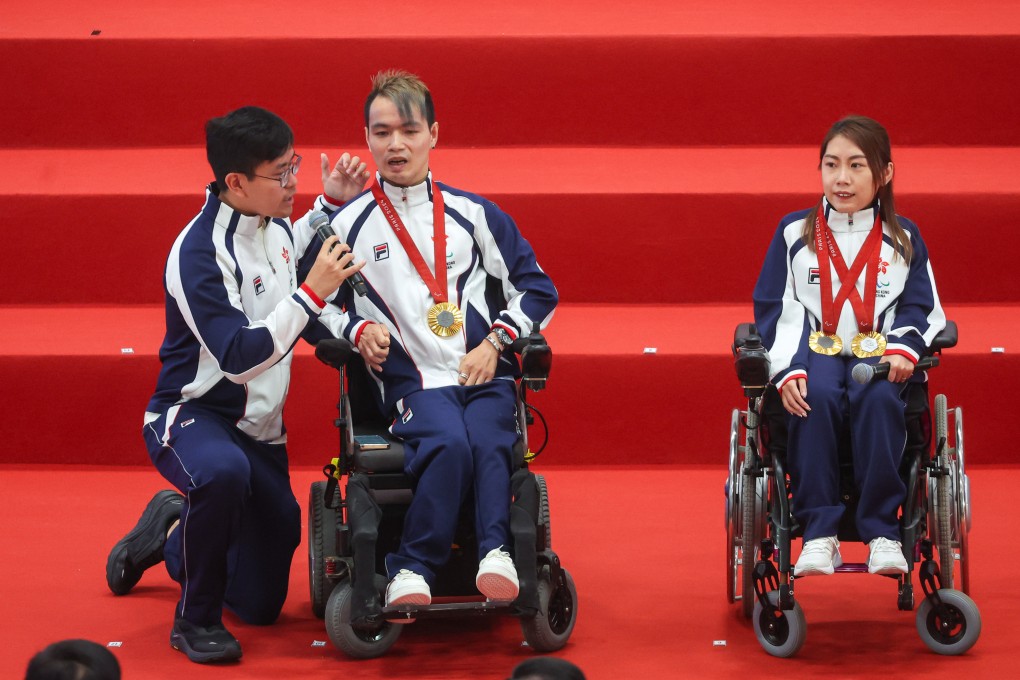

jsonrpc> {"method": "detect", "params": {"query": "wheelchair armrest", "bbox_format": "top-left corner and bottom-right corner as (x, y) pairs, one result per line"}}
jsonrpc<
(314, 338), (354, 371)
(732, 322), (771, 397)
(930, 320), (958, 352)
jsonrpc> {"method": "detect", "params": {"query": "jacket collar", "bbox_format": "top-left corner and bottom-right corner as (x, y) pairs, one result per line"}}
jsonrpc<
(204, 183), (271, 236)
(377, 171), (435, 209)
(821, 196), (879, 232)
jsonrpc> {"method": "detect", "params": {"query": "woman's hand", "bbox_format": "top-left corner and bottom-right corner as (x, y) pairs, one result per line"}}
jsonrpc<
(780, 377), (810, 417)
(879, 354), (914, 383)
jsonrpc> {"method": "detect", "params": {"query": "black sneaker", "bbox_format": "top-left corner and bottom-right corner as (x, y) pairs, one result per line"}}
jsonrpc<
(106, 490), (184, 595)
(170, 617), (242, 663)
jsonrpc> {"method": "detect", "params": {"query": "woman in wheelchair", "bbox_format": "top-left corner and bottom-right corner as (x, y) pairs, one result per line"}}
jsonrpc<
(753, 115), (945, 578)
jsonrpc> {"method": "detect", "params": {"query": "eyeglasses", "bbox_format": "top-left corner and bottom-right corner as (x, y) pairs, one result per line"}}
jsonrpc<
(253, 154), (302, 187)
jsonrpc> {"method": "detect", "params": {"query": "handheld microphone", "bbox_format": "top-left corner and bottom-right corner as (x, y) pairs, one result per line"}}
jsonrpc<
(851, 362), (888, 384)
(851, 355), (939, 384)
(309, 210), (367, 297)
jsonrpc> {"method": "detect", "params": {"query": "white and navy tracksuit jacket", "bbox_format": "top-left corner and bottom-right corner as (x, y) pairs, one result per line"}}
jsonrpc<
(302, 172), (559, 415)
(754, 199), (945, 390)
(145, 187), (338, 443)
(753, 199), (945, 543)
(143, 187), (342, 626)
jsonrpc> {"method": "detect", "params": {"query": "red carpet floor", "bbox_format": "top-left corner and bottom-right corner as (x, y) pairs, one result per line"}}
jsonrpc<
(0, 465), (1015, 679)
(3, 0), (1020, 468)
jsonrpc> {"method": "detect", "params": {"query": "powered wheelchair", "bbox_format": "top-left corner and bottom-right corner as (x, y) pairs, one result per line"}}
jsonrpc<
(307, 331), (577, 659)
(725, 321), (979, 657)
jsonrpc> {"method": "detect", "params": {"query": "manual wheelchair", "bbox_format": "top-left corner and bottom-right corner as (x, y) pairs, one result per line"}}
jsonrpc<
(725, 321), (979, 657)
(307, 331), (577, 659)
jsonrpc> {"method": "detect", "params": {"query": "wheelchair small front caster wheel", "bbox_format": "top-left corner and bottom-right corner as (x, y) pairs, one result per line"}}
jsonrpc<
(520, 567), (577, 652)
(753, 590), (806, 658)
(325, 581), (402, 659)
(916, 589), (981, 655)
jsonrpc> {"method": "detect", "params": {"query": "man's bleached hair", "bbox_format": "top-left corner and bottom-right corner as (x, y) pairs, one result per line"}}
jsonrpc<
(364, 69), (435, 127)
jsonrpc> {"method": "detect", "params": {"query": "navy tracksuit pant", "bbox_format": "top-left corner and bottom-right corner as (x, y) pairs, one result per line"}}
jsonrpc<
(384, 379), (518, 585)
(143, 405), (301, 627)
(787, 352), (910, 543)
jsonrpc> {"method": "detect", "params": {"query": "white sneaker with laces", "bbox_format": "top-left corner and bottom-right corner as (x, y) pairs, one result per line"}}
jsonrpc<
(867, 537), (908, 574)
(385, 569), (431, 607)
(476, 547), (519, 601)
(794, 536), (842, 576)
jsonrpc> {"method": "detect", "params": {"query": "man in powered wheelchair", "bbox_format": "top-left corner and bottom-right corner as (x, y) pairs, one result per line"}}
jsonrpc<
(308, 331), (577, 659)
(725, 321), (979, 657)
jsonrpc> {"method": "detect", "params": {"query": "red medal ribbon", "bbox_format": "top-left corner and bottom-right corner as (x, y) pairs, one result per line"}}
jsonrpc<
(371, 181), (448, 302)
(813, 209), (883, 335)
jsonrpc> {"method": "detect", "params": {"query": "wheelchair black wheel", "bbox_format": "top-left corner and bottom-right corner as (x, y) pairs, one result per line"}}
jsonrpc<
(726, 410), (740, 606)
(753, 590), (807, 658)
(535, 474), (551, 550)
(934, 394), (954, 589)
(309, 481), (340, 619)
(915, 589), (981, 655)
(520, 567), (577, 653)
(325, 580), (402, 659)
(740, 467), (765, 619)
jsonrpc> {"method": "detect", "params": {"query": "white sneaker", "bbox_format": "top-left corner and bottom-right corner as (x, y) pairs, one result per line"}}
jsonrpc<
(794, 536), (842, 576)
(867, 537), (908, 575)
(385, 569), (431, 607)
(475, 547), (519, 601)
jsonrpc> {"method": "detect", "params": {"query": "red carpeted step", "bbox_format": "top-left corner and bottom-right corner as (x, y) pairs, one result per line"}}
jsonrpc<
(5, 146), (1019, 305)
(0, 304), (1015, 467)
(3, 1), (1020, 148)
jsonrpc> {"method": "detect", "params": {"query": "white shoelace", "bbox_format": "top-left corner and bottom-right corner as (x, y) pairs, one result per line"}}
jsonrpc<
(802, 538), (837, 556)
(870, 537), (901, 556)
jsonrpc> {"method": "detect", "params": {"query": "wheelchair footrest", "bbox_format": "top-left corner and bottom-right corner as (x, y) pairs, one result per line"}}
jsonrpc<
(831, 562), (872, 574)
(383, 599), (513, 623)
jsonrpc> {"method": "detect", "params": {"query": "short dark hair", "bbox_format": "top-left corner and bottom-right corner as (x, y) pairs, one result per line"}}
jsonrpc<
(510, 657), (586, 680)
(205, 106), (294, 190)
(25, 639), (121, 680)
(364, 69), (435, 127)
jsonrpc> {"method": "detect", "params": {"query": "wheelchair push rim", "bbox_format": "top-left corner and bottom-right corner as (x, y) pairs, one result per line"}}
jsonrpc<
(726, 409), (741, 605)
(931, 395), (972, 594)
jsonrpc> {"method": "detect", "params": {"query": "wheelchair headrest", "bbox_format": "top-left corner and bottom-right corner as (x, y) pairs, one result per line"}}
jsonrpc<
(315, 338), (354, 371)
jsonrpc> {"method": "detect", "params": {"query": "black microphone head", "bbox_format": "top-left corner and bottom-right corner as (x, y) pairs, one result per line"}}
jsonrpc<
(309, 210), (330, 229)
(851, 362), (874, 384)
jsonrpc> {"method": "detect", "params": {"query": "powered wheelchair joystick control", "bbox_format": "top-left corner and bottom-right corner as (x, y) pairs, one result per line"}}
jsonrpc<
(733, 323), (771, 399)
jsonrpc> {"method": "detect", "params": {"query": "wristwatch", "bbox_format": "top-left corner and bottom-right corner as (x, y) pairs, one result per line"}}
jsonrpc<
(484, 335), (502, 353)
(492, 327), (514, 350)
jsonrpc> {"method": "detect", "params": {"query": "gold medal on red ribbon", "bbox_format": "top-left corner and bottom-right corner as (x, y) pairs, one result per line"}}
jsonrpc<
(372, 180), (465, 339)
(427, 302), (464, 337)
(851, 331), (886, 358)
(808, 331), (843, 355)
(811, 210), (884, 359)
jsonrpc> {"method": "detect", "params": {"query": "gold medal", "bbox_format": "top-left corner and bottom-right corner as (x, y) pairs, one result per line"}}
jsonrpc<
(808, 331), (843, 355)
(427, 302), (464, 337)
(851, 331), (886, 358)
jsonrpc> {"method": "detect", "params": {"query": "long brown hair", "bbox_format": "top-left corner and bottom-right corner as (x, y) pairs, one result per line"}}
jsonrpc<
(802, 115), (912, 263)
